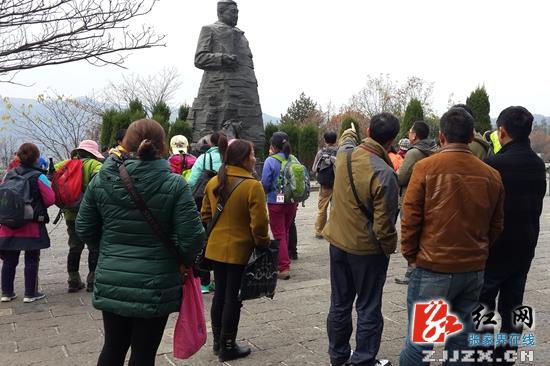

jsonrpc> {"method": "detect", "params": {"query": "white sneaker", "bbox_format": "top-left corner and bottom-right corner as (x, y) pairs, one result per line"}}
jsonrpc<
(375, 360), (392, 366)
(0, 294), (16, 302)
(23, 293), (46, 303)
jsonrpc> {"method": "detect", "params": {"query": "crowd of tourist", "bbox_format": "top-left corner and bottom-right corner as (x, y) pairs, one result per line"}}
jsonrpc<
(0, 104), (546, 366)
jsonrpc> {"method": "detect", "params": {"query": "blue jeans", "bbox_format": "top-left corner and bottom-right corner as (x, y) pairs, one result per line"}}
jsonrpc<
(327, 245), (389, 366)
(400, 267), (484, 366)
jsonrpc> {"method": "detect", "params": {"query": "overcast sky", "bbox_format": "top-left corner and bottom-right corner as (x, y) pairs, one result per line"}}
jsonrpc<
(2, 0), (550, 118)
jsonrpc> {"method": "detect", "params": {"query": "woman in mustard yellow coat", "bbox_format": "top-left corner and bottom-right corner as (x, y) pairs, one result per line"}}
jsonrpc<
(201, 137), (270, 362)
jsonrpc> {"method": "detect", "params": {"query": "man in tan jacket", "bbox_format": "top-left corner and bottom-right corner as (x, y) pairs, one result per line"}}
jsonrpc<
(399, 107), (504, 365)
(323, 113), (400, 366)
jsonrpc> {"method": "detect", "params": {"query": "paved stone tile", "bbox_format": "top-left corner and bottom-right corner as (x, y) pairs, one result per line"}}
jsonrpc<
(0, 194), (548, 365)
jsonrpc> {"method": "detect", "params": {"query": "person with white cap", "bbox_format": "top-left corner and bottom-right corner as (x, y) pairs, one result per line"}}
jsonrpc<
(168, 135), (196, 180)
(55, 140), (104, 293)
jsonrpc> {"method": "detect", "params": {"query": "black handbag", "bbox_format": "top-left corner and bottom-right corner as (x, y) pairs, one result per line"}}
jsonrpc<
(239, 239), (280, 301)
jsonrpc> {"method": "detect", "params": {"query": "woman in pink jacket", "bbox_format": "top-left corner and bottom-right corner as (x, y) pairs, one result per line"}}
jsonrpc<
(0, 143), (55, 303)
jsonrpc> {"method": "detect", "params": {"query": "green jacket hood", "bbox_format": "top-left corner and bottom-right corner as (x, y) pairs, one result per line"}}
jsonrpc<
(413, 139), (438, 155)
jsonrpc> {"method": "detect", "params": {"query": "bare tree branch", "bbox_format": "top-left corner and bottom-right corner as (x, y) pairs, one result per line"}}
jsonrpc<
(1, 94), (102, 160)
(0, 0), (165, 81)
(347, 74), (435, 119)
(101, 67), (182, 113)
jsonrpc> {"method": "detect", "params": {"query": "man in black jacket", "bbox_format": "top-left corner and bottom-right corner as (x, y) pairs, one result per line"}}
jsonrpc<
(480, 106), (546, 364)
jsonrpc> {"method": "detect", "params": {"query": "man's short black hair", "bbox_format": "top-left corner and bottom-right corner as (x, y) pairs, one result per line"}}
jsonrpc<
(496, 106), (533, 141)
(369, 113), (400, 145)
(324, 131), (337, 144)
(115, 129), (127, 144)
(452, 104), (474, 119)
(411, 121), (430, 140)
(440, 107), (474, 144)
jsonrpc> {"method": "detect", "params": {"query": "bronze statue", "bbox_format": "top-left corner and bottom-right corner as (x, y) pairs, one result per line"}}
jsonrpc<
(188, 0), (264, 155)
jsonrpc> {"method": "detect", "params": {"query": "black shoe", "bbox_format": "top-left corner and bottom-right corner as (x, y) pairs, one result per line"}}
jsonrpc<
(289, 253), (298, 260)
(212, 326), (221, 355)
(68, 272), (85, 293)
(68, 282), (85, 293)
(218, 333), (251, 362)
(330, 351), (352, 366)
(394, 276), (410, 285)
(86, 283), (93, 292)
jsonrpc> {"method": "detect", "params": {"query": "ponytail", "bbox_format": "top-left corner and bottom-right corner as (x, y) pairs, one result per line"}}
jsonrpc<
(137, 139), (159, 161)
(282, 141), (291, 159)
(213, 139), (253, 200)
(217, 134), (229, 161)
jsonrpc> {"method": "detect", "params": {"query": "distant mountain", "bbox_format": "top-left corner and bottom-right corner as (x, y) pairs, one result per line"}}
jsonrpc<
(533, 114), (548, 124)
(491, 114), (548, 127)
(262, 112), (280, 125)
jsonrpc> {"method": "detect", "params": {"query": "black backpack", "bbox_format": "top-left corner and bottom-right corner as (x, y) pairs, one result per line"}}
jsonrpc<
(316, 148), (337, 188)
(191, 153), (217, 210)
(0, 168), (43, 228)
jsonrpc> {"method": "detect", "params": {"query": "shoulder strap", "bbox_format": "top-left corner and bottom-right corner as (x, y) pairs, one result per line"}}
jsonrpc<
(209, 152), (213, 171)
(206, 177), (248, 236)
(271, 154), (287, 190)
(345, 149), (385, 252)
(118, 163), (184, 264)
(346, 149), (374, 222)
(271, 154), (285, 163)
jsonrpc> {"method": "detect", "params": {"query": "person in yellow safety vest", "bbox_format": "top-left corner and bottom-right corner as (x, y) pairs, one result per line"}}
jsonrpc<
(490, 130), (502, 154)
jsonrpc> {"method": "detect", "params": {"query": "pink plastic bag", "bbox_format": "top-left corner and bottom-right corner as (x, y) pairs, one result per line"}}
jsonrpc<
(173, 272), (207, 359)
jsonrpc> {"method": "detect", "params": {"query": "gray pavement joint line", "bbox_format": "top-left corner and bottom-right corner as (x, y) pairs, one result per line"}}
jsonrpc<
(163, 354), (176, 366)
(383, 316), (400, 325)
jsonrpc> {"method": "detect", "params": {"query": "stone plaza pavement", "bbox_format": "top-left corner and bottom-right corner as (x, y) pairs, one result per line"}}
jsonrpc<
(0, 192), (549, 365)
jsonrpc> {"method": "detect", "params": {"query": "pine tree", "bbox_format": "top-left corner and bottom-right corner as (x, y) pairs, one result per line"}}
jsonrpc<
(100, 99), (146, 148)
(169, 120), (192, 141)
(151, 100), (171, 135)
(177, 104), (190, 121)
(400, 98), (424, 138)
(298, 124), (319, 170)
(466, 86), (491, 132)
(280, 92), (317, 125)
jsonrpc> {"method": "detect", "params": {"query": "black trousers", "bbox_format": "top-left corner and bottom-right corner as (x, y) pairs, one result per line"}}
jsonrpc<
(97, 311), (169, 366)
(478, 263), (531, 365)
(211, 261), (245, 335)
(288, 220), (297, 257)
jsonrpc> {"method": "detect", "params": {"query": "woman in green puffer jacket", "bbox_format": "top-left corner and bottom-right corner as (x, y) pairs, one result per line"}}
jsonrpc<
(76, 119), (205, 366)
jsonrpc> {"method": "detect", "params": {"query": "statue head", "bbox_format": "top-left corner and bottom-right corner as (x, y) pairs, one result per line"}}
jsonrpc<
(217, 0), (238, 27)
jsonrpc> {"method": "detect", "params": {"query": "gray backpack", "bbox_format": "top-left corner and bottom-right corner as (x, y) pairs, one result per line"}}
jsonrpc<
(0, 169), (41, 228)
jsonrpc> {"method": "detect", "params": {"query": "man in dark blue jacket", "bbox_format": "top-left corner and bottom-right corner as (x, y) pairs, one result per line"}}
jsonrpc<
(481, 106), (547, 365)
